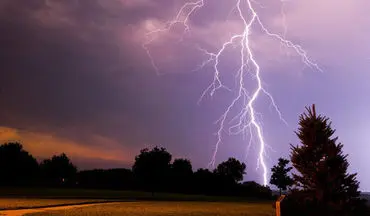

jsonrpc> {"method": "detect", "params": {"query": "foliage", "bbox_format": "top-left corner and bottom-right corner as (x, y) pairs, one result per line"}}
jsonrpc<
(0, 142), (39, 186)
(171, 159), (193, 177)
(40, 153), (77, 187)
(0, 142), (272, 199)
(240, 181), (273, 199)
(192, 168), (217, 195)
(289, 104), (368, 216)
(270, 157), (293, 195)
(214, 157), (246, 183)
(77, 168), (134, 190)
(170, 159), (193, 193)
(2, 103), (369, 211)
(132, 146), (172, 192)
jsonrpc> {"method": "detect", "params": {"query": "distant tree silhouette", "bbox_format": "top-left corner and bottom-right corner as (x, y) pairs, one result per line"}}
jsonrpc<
(77, 168), (134, 190)
(0, 142), (275, 200)
(270, 157), (293, 195)
(170, 158), (193, 193)
(172, 158), (193, 176)
(288, 104), (368, 216)
(241, 181), (272, 199)
(214, 157), (246, 183)
(132, 146), (172, 193)
(40, 153), (77, 187)
(0, 142), (39, 186)
(193, 168), (216, 195)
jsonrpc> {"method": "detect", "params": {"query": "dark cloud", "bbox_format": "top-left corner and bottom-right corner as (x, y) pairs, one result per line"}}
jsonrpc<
(0, 1), (138, 139)
(0, 0), (218, 159)
(1, 0), (370, 190)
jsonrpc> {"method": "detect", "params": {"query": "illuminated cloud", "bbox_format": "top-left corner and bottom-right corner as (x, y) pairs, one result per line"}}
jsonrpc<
(0, 127), (133, 169)
(0, 0), (369, 189)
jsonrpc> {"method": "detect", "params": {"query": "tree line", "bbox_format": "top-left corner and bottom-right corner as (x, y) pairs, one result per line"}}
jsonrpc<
(1, 104), (369, 215)
(0, 143), (272, 199)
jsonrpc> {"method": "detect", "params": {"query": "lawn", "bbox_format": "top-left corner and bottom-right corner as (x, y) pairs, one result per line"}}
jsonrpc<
(0, 198), (110, 210)
(23, 201), (274, 216)
(0, 188), (271, 202)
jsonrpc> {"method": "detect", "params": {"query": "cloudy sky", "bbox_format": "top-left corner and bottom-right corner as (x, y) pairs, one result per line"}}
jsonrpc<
(1, 0), (370, 190)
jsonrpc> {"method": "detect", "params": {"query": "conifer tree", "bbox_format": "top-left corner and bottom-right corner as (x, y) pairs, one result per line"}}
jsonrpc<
(290, 104), (367, 216)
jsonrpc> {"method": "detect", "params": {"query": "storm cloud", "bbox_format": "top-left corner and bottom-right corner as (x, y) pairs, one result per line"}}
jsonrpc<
(0, 0), (370, 189)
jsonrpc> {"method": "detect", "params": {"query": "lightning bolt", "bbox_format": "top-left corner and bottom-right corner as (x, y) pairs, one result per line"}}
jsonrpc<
(143, 0), (321, 186)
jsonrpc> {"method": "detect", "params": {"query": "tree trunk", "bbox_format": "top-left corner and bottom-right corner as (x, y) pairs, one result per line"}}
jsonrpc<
(279, 188), (282, 196)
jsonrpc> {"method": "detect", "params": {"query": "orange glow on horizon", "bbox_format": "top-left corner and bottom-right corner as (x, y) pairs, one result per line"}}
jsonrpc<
(0, 126), (133, 167)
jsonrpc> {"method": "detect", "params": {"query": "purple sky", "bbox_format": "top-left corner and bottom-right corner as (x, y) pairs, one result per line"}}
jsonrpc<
(0, 0), (370, 190)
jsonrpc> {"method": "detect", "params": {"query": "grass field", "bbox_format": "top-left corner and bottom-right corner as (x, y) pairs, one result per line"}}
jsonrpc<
(0, 198), (111, 210)
(23, 201), (275, 216)
(0, 187), (274, 216)
(0, 188), (270, 202)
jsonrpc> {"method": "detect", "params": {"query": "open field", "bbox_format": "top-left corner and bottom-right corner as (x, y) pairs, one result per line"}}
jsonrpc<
(0, 188), (274, 216)
(0, 199), (113, 210)
(0, 202), (112, 216)
(22, 201), (274, 216)
(0, 188), (270, 202)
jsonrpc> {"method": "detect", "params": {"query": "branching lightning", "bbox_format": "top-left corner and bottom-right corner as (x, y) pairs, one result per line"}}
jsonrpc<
(143, 0), (321, 186)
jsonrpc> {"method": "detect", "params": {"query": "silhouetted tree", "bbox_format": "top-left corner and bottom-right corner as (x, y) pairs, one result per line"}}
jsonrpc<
(77, 168), (133, 190)
(270, 157), (293, 195)
(132, 146), (172, 193)
(170, 158), (193, 193)
(172, 159), (193, 176)
(214, 157), (246, 183)
(40, 153), (77, 187)
(0, 142), (39, 186)
(241, 181), (272, 199)
(193, 168), (216, 195)
(289, 104), (368, 216)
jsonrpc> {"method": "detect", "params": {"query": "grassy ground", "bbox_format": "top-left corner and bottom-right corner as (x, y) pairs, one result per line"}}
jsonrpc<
(0, 188), (270, 202)
(0, 199), (114, 210)
(23, 201), (275, 216)
(0, 188), (147, 199)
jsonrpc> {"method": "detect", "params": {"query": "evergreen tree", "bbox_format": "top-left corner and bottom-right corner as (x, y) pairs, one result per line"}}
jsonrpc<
(270, 157), (293, 195)
(289, 104), (367, 216)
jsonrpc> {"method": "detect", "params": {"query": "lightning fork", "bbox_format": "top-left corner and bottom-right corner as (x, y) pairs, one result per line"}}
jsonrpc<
(143, 0), (321, 186)
(142, 0), (204, 74)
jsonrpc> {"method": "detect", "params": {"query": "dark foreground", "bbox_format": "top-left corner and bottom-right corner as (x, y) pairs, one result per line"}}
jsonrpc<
(0, 187), (272, 203)
(0, 188), (275, 216)
(1, 201), (273, 216)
